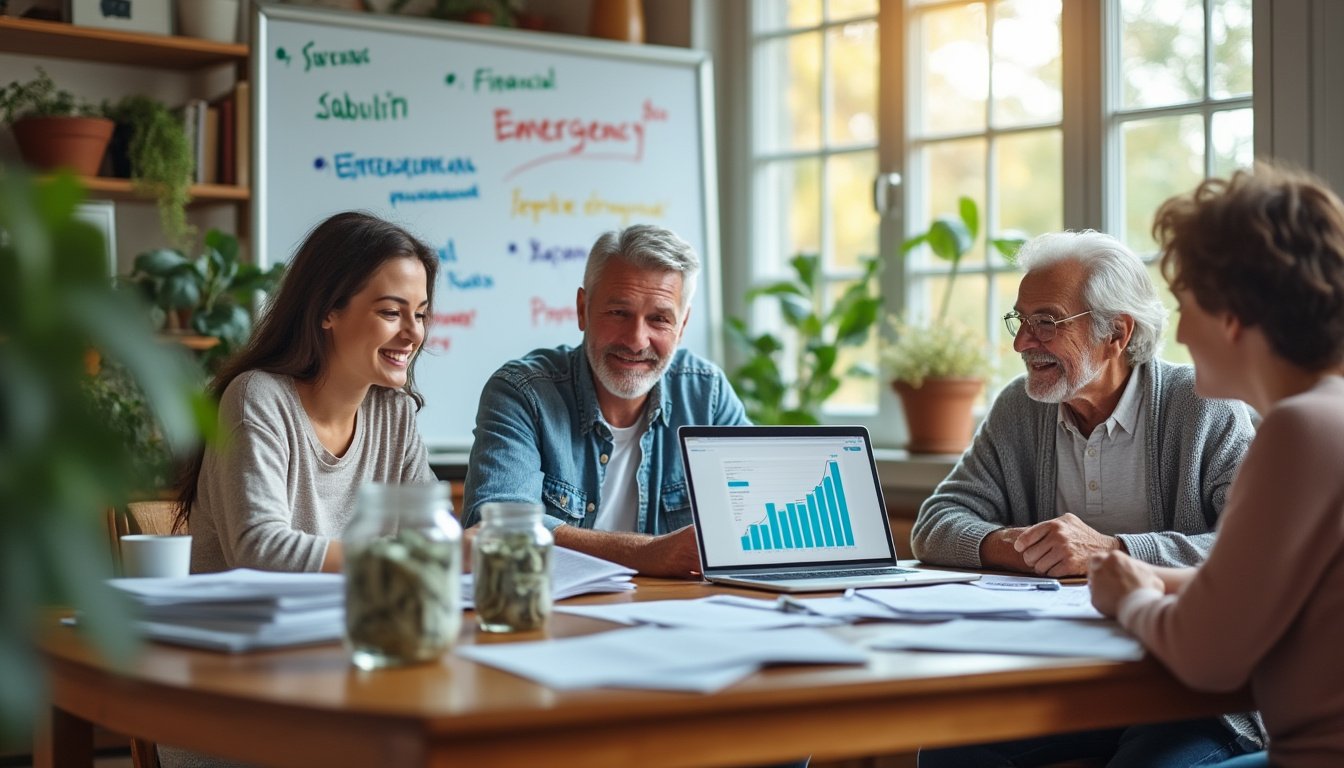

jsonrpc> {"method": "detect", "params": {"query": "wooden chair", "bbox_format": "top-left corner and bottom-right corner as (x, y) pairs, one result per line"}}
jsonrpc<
(107, 500), (182, 573)
(105, 500), (181, 768)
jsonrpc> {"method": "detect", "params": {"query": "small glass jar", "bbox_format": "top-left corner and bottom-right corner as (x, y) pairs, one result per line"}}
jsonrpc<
(343, 482), (462, 670)
(473, 502), (553, 632)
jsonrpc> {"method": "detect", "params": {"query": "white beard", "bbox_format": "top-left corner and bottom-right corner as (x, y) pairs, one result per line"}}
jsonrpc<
(586, 341), (669, 400)
(1022, 350), (1102, 403)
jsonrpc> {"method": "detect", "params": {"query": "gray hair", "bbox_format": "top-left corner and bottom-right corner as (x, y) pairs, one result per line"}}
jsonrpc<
(583, 224), (700, 311)
(1016, 230), (1167, 365)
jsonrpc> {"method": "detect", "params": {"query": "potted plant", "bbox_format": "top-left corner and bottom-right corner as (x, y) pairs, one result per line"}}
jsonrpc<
(0, 167), (213, 740)
(0, 67), (113, 177)
(102, 94), (195, 248)
(125, 229), (285, 369)
(882, 196), (1025, 453)
(727, 253), (882, 424)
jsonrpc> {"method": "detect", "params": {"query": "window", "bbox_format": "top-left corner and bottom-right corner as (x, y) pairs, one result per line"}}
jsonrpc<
(1108, 0), (1253, 365)
(905, 0), (1063, 396)
(738, 0), (1253, 442)
(749, 0), (881, 413)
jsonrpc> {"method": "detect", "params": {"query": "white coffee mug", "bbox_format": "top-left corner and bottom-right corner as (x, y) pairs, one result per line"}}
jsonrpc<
(120, 534), (192, 578)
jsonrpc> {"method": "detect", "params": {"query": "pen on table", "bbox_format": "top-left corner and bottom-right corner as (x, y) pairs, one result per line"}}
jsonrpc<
(775, 594), (815, 614)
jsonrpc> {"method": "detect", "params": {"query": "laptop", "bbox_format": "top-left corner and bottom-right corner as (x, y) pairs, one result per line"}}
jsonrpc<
(678, 425), (979, 593)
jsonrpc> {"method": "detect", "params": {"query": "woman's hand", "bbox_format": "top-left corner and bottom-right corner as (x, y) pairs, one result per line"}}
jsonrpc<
(1088, 551), (1162, 616)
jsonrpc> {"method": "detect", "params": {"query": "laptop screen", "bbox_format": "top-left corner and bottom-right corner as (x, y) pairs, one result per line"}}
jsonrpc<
(679, 426), (898, 571)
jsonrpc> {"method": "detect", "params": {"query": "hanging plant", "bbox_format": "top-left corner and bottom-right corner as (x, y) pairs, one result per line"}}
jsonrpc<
(103, 94), (195, 248)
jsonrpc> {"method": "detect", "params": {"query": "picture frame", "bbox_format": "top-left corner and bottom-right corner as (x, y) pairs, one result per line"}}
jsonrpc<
(74, 200), (118, 279)
(69, 0), (172, 36)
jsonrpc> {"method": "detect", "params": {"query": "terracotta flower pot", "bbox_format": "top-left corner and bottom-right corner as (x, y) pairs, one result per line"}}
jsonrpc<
(11, 116), (115, 177)
(589, 0), (644, 42)
(892, 377), (984, 454)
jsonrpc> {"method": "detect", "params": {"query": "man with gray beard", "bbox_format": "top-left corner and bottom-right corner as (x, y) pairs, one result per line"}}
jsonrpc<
(463, 224), (748, 578)
(913, 230), (1263, 768)
(911, 230), (1255, 578)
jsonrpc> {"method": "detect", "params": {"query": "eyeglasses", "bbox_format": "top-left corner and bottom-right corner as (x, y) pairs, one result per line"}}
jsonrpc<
(1002, 310), (1093, 342)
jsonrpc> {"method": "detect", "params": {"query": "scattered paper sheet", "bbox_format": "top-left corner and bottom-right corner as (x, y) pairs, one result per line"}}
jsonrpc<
(555, 597), (842, 629)
(869, 618), (1143, 660)
(456, 626), (868, 692)
(855, 583), (1104, 620)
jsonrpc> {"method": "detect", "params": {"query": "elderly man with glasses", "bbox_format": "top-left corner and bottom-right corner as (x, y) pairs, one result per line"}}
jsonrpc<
(913, 230), (1263, 768)
(912, 230), (1256, 578)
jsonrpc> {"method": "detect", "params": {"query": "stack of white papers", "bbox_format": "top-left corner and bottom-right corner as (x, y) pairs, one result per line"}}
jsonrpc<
(461, 546), (635, 608)
(456, 626), (867, 692)
(108, 569), (345, 653)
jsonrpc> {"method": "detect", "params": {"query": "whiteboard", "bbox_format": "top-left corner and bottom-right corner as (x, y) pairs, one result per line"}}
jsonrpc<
(254, 3), (719, 450)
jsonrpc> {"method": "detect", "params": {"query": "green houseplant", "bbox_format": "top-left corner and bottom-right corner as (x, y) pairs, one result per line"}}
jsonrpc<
(727, 253), (882, 424)
(126, 228), (285, 369)
(102, 95), (196, 248)
(0, 168), (214, 741)
(882, 196), (1025, 452)
(0, 67), (113, 177)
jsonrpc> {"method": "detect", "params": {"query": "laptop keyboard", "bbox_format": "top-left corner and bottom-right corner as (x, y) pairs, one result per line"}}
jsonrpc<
(748, 567), (919, 581)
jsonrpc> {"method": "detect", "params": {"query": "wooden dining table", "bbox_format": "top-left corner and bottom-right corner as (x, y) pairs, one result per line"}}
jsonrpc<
(34, 578), (1251, 768)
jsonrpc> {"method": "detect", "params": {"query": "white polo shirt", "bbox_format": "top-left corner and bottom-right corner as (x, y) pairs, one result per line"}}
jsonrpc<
(1054, 368), (1149, 535)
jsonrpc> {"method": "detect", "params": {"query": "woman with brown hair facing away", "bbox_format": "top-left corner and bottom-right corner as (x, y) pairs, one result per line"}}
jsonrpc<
(1090, 163), (1344, 768)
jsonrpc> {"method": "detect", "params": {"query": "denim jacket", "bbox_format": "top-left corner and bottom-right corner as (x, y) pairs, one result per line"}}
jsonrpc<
(462, 344), (749, 533)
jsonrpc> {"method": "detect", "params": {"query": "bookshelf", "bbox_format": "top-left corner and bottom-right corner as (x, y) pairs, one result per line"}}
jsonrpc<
(0, 16), (251, 207)
(0, 15), (246, 69)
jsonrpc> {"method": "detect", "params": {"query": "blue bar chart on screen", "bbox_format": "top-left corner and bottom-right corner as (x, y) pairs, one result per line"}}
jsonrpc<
(737, 459), (856, 551)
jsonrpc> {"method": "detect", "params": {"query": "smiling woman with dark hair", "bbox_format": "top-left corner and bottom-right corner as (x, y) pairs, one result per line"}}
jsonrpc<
(1089, 162), (1344, 768)
(176, 211), (440, 574)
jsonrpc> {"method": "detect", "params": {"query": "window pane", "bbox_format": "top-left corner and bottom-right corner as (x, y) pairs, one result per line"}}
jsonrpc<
(829, 151), (879, 271)
(826, 280), (879, 413)
(828, 0), (877, 21)
(758, 33), (821, 151)
(918, 2), (988, 135)
(1119, 0), (1203, 109)
(760, 159), (822, 268)
(755, 0), (821, 32)
(995, 128), (1063, 247)
(1149, 262), (1192, 366)
(915, 273), (990, 345)
(1211, 0), (1252, 98)
(991, 0), (1062, 127)
(993, 271), (1025, 395)
(1211, 108), (1253, 177)
(828, 20), (878, 145)
(1120, 114), (1204, 254)
(920, 137), (987, 267)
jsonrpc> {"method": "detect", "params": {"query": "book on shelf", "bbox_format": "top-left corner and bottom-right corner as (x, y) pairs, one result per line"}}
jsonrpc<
(234, 80), (250, 188)
(200, 104), (219, 185)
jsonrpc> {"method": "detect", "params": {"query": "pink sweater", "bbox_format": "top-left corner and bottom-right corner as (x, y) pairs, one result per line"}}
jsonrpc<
(1118, 376), (1344, 768)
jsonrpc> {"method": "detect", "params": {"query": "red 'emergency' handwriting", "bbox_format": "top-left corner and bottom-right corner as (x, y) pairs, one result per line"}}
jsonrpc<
(495, 101), (669, 180)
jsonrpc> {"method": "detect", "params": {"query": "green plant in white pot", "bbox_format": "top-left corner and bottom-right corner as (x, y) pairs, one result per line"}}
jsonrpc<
(882, 196), (1025, 453)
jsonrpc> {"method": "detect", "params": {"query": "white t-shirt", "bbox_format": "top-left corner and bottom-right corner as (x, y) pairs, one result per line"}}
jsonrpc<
(591, 420), (645, 532)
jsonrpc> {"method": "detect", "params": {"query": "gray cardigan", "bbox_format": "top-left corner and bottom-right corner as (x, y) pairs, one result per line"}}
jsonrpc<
(911, 360), (1256, 568)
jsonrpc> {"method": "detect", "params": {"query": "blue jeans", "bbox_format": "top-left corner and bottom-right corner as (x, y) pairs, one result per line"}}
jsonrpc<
(918, 718), (1246, 768)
